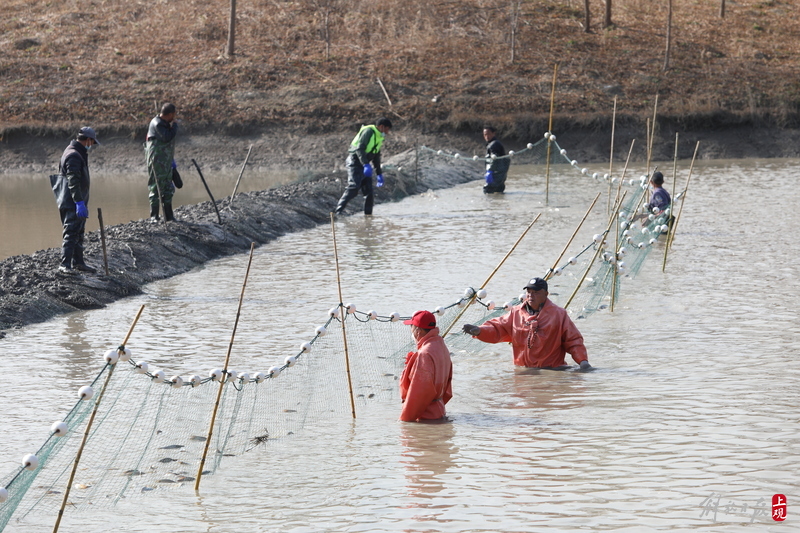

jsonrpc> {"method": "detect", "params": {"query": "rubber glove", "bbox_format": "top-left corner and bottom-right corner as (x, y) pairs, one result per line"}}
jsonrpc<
(484, 170), (494, 184)
(363, 164), (373, 178)
(171, 159), (177, 169)
(579, 360), (593, 371)
(462, 324), (481, 336)
(75, 201), (88, 218)
(376, 174), (384, 187)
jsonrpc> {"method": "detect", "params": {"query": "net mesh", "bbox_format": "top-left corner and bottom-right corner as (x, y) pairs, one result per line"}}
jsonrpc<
(0, 136), (680, 531)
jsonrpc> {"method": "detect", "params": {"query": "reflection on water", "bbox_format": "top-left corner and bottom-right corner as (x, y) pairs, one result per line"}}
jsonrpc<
(0, 169), (300, 259)
(0, 159), (799, 531)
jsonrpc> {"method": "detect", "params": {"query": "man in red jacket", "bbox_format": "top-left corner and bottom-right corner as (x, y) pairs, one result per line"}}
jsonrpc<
(462, 277), (592, 371)
(399, 310), (453, 422)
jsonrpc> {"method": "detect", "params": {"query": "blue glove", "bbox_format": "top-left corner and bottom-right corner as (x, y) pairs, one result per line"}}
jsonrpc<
(484, 170), (494, 184)
(376, 174), (384, 187)
(171, 159), (177, 169)
(363, 164), (373, 178)
(75, 201), (88, 218)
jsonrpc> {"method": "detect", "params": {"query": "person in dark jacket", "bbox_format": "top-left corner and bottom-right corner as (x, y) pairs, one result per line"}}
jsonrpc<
(483, 126), (510, 194)
(145, 103), (179, 221)
(334, 117), (392, 215)
(50, 127), (99, 274)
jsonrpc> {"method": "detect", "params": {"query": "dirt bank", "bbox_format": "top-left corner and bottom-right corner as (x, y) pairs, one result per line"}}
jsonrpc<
(0, 149), (477, 337)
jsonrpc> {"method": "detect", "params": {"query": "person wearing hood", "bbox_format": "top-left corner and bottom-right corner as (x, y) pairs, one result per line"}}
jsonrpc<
(50, 127), (99, 274)
(462, 277), (592, 371)
(399, 310), (453, 422)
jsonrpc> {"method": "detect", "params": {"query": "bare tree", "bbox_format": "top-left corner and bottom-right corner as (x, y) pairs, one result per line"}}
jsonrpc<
(663, 0), (673, 71)
(584, 0), (591, 33)
(719, 0), (725, 18)
(510, 0), (522, 62)
(604, 0), (613, 28)
(226, 0), (236, 57)
(310, 0), (336, 60)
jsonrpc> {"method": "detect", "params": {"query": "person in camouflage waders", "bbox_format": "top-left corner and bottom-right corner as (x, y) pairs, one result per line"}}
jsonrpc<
(145, 103), (179, 221)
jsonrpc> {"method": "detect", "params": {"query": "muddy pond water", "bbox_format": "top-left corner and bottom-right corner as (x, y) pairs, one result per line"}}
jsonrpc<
(0, 160), (798, 531)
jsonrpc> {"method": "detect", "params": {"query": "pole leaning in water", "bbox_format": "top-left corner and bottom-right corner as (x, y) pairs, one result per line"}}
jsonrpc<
(330, 213), (357, 419)
(53, 304), (146, 533)
(545, 63), (558, 205)
(663, 141), (699, 269)
(441, 213), (542, 338)
(230, 144), (253, 207)
(191, 158), (223, 224)
(195, 243), (256, 490)
(97, 208), (109, 276)
(606, 96), (617, 215)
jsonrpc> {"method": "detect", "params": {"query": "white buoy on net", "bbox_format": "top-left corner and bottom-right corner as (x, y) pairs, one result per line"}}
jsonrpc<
(285, 355), (297, 367)
(604, 173), (610, 180)
(239, 373), (250, 384)
(119, 347), (132, 362)
(508, 150), (515, 156)
(269, 366), (282, 378)
(136, 361), (149, 374)
(209, 368), (223, 382)
(486, 301), (496, 310)
(368, 310), (377, 320)
(345, 303), (356, 314)
(51, 421), (68, 437)
(226, 370), (238, 383)
(454, 153), (460, 159)
(390, 312), (400, 322)
(502, 301), (512, 309)
(571, 160), (578, 166)
(170, 376), (183, 389)
(560, 149), (567, 156)
(255, 372), (266, 383)
(476, 289), (487, 299)
(22, 454), (38, 471)
(437, 150), (443, 155)
(315, 325), (327, 337)
(464, 287), (476, 298)
(544, 131), (551, 140)
(638, 242), (645, 249)
(300, 342), (312, 353)
(152, 370), (165, 383)
(104, 349), (119, 365)
(593, 234), (603, 243)
(434, 306), (445, 316)
(328, 306), (340, 318)
(581, 168), (588, 175)
(649, 238), (657, 245)
(0, 487), (8, 503)
(593, 172), (599, 179)
(618, 247), (627, 257)
(617, 261), (626, 270)
(190, 375), (202, 387)
(661, 225), (669, 234)
(527, 143), (534, 149)
(473, 155), (479, 161)
(78, 385), (94, 401)
(550, 134), (557, 141)
(568, 256), (578, 265)
(553, 267), (563, 276)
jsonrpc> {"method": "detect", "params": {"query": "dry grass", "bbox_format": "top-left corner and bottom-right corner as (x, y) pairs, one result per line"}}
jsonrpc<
(1, 0), (798, 135)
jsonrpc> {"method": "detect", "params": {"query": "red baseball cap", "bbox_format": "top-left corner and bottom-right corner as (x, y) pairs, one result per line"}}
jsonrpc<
(403, 310), (437, 328)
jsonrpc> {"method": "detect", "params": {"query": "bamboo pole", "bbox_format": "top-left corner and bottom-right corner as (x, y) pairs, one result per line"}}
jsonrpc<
(544, 192), (601, 281)
(565, 192), (627, 310)
(545, 64), (559, 205)
(330, 213), (357, 419)
(671, 132), (679, 200)
(97, 208), (109, 276)
(614, 139), (636, 211)
(195, 243), (256, 490)
(53, 305), (145, 533)
(647, 94), (659, 173)
(191, 159), (223, 225)
(610, 205), (621, 312)
(665, 141), (699, 261)
(442, 213), (542, 338)
(662, 133), (681, 272)
(230, 144), (253, 206)
(607, 96), (617, 215)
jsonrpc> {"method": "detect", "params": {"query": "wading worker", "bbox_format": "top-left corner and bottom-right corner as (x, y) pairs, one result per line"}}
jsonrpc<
(483, 126), (510, 194)
(334, 117), (392, 215)
(646, 171), (671, 213)
(399, 310), (453, 422)
(145, 103), (180, 222)
(462, 277), (592, 370)
(50, 127), (100, 274)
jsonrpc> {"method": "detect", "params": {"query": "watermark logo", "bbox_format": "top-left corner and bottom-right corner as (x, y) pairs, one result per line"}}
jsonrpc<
(772, 494), (787, 522)
(700, 493), (773, 523)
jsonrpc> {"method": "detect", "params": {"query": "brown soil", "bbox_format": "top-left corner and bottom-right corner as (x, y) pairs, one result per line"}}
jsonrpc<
(1, 0), (799, 166)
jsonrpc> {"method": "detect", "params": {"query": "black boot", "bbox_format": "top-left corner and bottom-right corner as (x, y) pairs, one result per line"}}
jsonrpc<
(164, 203), (175, 222)
(149, 203), (160, 222)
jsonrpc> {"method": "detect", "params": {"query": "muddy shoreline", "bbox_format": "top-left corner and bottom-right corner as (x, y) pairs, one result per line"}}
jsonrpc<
(0, 149), (477, 337)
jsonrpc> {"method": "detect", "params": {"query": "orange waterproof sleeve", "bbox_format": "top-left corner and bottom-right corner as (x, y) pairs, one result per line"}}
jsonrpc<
(475, 309), (514, 344)
(399, 359), (438, 422)
(561, 314), (588, 363)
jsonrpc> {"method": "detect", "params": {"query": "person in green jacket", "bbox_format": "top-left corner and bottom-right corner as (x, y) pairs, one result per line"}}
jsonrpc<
(334, 117), (392, 215)
(145, 103), (179, 221)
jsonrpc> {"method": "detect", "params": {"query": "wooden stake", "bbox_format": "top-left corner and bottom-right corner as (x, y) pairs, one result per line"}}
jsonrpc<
(662, 133), (681, 272)
(442, 213), (542, 338)
(330, 213), (357, 419)
(607, 96), (617, 215)
(611, 203), (621, 312)
(544, 192), (601, 281)
(545, 64), (559, 205)
(53, 305), (145, 533)
(195, 243), (256, 490)
(97, 208), (109, 276)
(230, 144), (253, 206)
(191, 159), (223, 225)
(377, 78), (393, 107)
(665, 141), (699, 261)
(565, 192), (627, 310)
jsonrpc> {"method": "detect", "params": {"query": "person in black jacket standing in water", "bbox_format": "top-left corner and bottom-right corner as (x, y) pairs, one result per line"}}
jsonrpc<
(334, 117), (392, 215)
(483, 126), (510, 194)
(50, 127), (100, 274)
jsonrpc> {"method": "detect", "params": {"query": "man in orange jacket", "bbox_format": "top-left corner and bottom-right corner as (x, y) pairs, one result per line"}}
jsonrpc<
(462, 277), (592, 370)
(399, 310), (453, 422)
